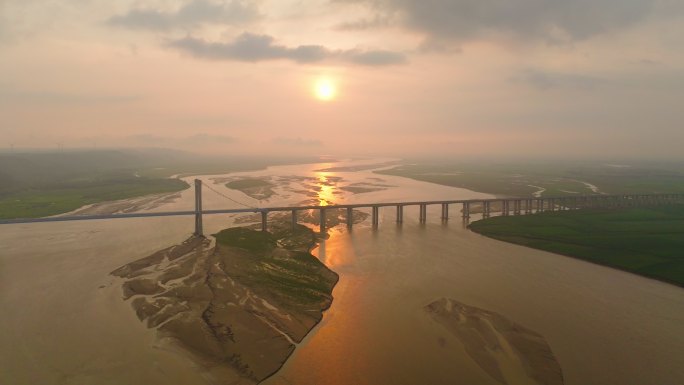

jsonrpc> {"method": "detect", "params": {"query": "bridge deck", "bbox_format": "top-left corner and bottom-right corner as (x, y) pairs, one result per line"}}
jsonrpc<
(1, 193), (682, 225)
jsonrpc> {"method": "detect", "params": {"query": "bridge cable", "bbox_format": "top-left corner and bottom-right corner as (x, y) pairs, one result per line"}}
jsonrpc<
(200, 181), (259, 210)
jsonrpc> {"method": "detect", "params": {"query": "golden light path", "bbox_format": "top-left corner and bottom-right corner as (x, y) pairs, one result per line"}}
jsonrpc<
(316, 172), (336, 206)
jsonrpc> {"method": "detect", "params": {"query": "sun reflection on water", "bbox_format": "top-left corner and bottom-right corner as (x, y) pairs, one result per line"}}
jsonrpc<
(316, 172), (336, 206)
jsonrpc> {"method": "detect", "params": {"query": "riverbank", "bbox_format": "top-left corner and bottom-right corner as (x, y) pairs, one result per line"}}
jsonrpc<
(376, 161), (684, 197)
(0, 177), (189, 219)
(4, 158), (684, 385)
(469, 205), (684, 287)
(0, 150), (327, 220)
(111, 223), (338, 383)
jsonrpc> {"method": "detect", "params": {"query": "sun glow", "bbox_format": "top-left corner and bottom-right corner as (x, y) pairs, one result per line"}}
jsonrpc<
(314, 78), (337, 101)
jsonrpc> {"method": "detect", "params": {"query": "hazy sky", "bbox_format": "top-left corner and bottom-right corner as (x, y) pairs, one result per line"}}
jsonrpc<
(1, 0), (683, 159)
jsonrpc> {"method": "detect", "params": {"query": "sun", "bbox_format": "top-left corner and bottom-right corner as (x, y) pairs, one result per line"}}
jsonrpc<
(314, 78), (337, 101)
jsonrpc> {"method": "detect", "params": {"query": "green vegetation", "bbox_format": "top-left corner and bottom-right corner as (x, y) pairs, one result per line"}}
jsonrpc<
(469, 205), (684, 287)
(225, 178), (272, 190)
(214, 227), (279, 254)
(0, 150), (194, 219)
(225, 178), (276, 200)
(214, 225), (336, 304)
(377, 161), (684, 197)
(0, 149), (322, 219)
(0, 177), (188, 219)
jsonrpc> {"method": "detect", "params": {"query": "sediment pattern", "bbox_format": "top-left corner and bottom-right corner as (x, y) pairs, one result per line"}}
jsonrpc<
(425, 298), (563, 385)
(111, 225), (338, 383)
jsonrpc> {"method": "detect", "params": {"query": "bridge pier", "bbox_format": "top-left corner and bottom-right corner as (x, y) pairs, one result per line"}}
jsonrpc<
(194, 179), (203, 237)
(261, 211), (268, 232)
(372, 206), (380, 228)
(320, 209), (326, 233)
(441, 203), (449, 221)
(6, 193), (684, 229)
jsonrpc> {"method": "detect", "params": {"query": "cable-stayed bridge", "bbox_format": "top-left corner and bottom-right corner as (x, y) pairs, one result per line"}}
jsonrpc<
(1, 179), (683, 236)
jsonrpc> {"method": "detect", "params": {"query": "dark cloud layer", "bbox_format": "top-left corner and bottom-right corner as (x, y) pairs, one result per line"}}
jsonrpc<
(167, 33), (406, 65)
(513, 69), (606, 90)
(108, 0), (259, 30)
(338, 0), (659, 43)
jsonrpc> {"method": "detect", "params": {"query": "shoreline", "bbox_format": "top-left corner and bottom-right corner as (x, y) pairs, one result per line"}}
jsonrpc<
(468, 206), (684, 289)
(111, 223), (339, 383)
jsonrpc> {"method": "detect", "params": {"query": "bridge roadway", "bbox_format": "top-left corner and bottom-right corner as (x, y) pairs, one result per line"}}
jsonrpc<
(0, 179), (682, 236)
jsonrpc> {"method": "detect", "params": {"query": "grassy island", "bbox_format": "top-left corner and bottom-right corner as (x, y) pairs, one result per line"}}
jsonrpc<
(469, 205), (684, 287)
(225, 178), (276, 200)
(111, 223), (338, 382)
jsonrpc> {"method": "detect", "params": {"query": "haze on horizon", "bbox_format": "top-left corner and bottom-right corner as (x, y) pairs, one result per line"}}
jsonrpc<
(1, 0), (683, 160)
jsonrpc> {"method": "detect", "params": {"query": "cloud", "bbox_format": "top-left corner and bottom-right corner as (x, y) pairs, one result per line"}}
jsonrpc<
(513, 69), (606, 90)
(107, 0), (259, 30)
(337, 0), (662, 44)
(345, 49), (406, 66)
(167, 32), (406, 65)
(272, 137), (322, 146)
(335, 16), (392, 31)
(168, 33), (327, 62)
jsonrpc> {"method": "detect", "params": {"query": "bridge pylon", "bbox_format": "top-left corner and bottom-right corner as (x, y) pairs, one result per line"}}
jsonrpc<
(194, 179), (203, 237)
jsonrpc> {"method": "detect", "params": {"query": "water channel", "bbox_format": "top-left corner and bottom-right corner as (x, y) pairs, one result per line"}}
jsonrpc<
(1, 159), (683, 384)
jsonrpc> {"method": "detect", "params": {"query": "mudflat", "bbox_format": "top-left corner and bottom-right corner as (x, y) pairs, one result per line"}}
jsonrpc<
(111, 224), (338, 383)
(425, 298), (564, 385)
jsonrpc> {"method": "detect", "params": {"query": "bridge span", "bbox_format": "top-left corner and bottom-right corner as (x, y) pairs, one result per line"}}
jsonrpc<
(1, 179), (683, 236)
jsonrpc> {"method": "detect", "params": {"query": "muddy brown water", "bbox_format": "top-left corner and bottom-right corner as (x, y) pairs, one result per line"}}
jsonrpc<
(1, 159), (683, 384)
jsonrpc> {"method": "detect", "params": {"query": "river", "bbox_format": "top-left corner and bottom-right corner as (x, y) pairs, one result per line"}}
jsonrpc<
(1, 158), (683, 384)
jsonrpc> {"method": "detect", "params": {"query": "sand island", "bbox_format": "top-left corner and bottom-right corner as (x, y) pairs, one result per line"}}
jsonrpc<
(425, 298), (564, 385)
(111, 223), (338, 383)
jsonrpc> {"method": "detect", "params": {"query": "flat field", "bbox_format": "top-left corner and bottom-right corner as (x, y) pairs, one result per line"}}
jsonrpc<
(469, 205), (684, 286)
(0, 177), (188, 219)
(0, 150), (321, 219)
(377, 161), (684, 197)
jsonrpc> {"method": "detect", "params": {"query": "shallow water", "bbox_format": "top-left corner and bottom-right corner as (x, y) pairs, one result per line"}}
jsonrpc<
(1, 158), (683, 384)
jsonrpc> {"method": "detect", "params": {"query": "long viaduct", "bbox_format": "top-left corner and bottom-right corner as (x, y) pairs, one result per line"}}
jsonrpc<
(1, 179), (683, 236)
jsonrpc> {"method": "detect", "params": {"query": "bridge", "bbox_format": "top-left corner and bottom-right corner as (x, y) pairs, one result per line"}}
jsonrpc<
(1, 179), (683, 236)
